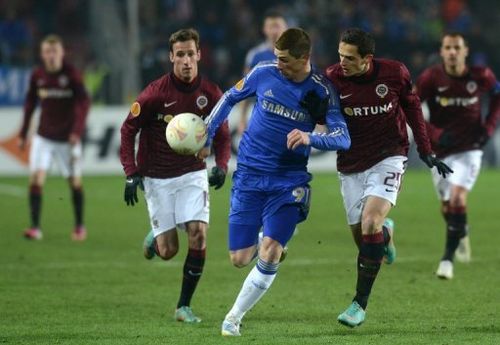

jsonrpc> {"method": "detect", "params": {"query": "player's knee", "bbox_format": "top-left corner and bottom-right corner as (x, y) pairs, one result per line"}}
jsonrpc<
(449, 195), (466, 208)
(361, 214), (384, 234)
(30, 171), (46, 186)
(188, 229), (206, 249)
(68, 176), (82, 189)
(259, 238), (282, 263)
(157, 246), (178, 260)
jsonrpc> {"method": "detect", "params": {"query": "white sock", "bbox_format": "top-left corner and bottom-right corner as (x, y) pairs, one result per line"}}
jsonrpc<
(226, 258), (278, 322)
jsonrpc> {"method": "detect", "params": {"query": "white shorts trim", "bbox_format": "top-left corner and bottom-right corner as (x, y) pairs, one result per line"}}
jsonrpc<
(431, 150), (482, 201)
(29, 134), (82, 177)
(339, 156), (407, 225)
(143, 169), (209, 237)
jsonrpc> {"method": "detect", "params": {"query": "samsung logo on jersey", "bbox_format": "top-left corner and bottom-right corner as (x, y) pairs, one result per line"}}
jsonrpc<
(38, 88), (73, 99)
(343, 102), (393, 116)
(435, 96), (478, 107)
(262, 100), (308, 122)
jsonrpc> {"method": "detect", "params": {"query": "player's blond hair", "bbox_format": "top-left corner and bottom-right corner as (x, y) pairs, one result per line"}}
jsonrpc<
(274, 28), (311, 59)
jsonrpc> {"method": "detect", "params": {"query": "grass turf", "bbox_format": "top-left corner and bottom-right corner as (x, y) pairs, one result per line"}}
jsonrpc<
(1, 170), (499, 344)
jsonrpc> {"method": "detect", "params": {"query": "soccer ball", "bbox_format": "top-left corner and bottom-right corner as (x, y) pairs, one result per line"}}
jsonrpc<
(165, 112), (208, 155)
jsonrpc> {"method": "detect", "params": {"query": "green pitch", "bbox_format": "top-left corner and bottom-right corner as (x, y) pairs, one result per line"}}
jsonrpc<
(1, 171), (499, 344)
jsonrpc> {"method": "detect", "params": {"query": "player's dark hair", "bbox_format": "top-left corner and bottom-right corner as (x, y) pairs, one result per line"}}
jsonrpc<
(41, 34), (63, 46)
(275, 28), (311, 59)
(169, 28), (200, 52)
(442, 32), (468, 46)
(340, 28), (375, 57)
(263, 9), (285, 21)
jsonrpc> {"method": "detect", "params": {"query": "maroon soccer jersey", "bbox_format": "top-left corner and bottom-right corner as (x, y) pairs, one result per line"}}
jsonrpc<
(19, 62), (90, 142)
(416, 64), (500, 158)
(120, 72), (231, 178)
(326, 59), (432, 173)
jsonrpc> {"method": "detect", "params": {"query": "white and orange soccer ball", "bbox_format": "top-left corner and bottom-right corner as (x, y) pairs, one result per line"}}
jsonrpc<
(165, 112), (208, 155)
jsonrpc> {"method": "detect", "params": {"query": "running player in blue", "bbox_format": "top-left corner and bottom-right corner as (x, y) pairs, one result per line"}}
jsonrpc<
(199, 28), (351, 336)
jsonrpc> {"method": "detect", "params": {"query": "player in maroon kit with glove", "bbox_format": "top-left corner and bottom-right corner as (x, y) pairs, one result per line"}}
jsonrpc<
(18, 35), (90, 241)
(120, 28), (230, 323)
(325, 28), (452, 327)
(417, 33), (500, 279)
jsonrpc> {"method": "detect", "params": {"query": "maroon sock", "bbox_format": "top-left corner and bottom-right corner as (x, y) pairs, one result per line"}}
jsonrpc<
(29, 184), (42, 228)
(442, 206), (467, 261)
(71, 187), (84, 226)
(177, 248), (206, 308)
(354, 232), (384, 309)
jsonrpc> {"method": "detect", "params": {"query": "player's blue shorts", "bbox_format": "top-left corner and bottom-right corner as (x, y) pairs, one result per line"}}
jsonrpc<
(228, 171), (311, 251)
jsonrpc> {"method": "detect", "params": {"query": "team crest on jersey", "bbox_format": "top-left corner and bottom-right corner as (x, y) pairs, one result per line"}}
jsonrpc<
(375, 83), (389, 98)
(163, 114), (173, 123)
(130, 102), (141, 117)
(466, 81), (478, 94)
(235, 78), (244, 91)
(58, 75), (69, 87)
(196, 95), (208, 109)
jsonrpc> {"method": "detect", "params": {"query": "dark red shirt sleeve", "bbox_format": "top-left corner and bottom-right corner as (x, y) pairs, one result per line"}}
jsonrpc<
(212, 120), (231, 172)
(19, 71), (38, 139)
(483, 68), (500, 136)
(120, 87), (152, 176)
(69, 69), (91, 138)
(415, 70), (444, 145)
(400, 64), (432, 155)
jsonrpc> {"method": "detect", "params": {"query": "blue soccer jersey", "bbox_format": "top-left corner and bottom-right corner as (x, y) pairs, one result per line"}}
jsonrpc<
(206, 61), (350, 180)
(244, 42), (276, 70)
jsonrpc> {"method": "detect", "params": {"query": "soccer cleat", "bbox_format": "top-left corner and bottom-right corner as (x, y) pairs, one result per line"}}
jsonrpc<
(279, 245), (288, 263)
(71, 225), (87, 241)
(455, 235), (471, 263)
(436, 260), (454, 280)
(174, 306), (201, 323)
(221, 317), (241, 336)
(23, 228), (43, 240)
(143, 230), (156, 260)
(383, 218), (396, 264)
(338, 301), (366, 328)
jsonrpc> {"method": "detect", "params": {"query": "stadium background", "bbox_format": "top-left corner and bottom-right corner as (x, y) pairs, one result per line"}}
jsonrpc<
(0, 0), (500, 174)
(2, 1), (500, 344)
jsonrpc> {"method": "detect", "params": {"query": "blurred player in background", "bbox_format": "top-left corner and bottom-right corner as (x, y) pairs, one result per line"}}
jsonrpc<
(416, 33), (500, 279)
(201, 28), (351, 336)
(237, 10), (288, 134)
(18, 34), (90, 241)
(120, 28), (230, 323)
(325, 28), (452, 327)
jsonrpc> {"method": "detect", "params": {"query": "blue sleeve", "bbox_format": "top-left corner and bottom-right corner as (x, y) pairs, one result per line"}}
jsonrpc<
(309, 87), (351, 151)
(205, 69), (259, 146)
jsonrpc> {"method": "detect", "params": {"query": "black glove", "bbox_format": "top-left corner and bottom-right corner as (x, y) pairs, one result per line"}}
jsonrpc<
(419, 154), (454, 178)
(208, 166), (226, 190)
(124, 173), (144, 206)
(476, 127), (490, 148)
(437, 131), (454, 149)
(299, 90), (329, 122)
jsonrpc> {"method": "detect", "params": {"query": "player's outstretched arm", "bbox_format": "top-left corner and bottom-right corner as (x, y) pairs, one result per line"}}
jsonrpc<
(480, 78), (500, 147)
(209, 120), (230, 190)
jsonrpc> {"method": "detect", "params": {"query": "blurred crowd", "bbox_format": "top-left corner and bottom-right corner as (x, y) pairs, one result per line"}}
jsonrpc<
(1, 0), (498, 103)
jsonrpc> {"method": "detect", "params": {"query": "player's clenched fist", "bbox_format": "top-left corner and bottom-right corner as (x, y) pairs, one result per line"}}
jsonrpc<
(287, 129), (310, 150)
